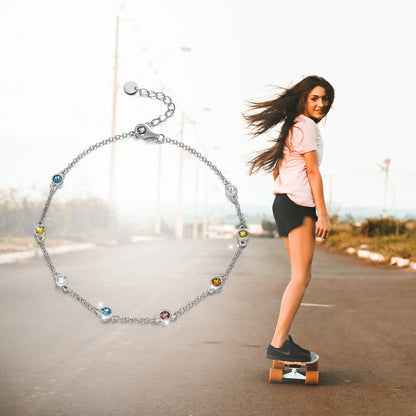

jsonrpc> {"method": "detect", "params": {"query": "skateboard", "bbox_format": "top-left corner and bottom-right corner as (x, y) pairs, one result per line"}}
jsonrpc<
(268, 352), (319, 385)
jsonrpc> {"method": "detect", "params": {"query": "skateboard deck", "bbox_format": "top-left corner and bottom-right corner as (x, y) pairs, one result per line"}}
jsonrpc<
(268, 352), (319, 384)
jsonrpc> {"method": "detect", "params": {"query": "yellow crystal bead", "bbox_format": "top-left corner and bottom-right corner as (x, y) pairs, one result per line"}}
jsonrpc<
(238, 229), (248, 238)
(212, 277), (222, 287)
(35, 226), (45, 235)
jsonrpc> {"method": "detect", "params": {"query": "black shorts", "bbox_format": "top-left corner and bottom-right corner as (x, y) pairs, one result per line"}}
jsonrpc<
(272, 193), (318, 237)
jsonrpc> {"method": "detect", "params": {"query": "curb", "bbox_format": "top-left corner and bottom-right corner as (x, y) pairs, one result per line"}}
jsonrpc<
(0, 236), (166, 266)
(0, 243), (97, 265)
(345, 246), (415, 271)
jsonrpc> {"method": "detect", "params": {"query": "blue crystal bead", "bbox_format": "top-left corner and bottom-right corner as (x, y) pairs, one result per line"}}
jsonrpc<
(53, 175), (63, 184)
(101, 307), (112, 316)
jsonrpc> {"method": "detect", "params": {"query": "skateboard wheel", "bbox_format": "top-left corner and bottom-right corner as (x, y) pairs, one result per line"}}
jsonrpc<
(272, 360), (285, 370)
(307, 361), (319, 372)
(305, 371), (319, 385)
(269, 368), (283, 383)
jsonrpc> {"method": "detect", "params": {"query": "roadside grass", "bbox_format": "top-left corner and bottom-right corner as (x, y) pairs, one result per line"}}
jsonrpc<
(318, 219), (416, 263)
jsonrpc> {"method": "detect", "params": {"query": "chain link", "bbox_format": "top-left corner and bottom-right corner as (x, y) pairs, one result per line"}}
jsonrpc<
(34, 82), (248, 325)
(37, 240), (57, 275)
(39, 187), (58, 224)
(62, 131), (134, 176)
(136, 87), (176, 127)
(63, 286), (100, 314)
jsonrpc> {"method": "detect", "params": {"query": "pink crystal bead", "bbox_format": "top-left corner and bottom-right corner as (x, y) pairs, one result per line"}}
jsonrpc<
(160, 310), (170, 320)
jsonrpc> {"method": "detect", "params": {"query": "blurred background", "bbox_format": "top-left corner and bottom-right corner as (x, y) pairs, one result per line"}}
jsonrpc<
(1, 0), (415, 252)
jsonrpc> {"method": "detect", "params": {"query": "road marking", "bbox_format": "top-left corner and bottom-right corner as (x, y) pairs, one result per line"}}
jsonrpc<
(301, 303), (334, 308)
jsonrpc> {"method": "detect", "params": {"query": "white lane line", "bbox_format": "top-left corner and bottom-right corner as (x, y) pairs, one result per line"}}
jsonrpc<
(301, 303), (334, 307)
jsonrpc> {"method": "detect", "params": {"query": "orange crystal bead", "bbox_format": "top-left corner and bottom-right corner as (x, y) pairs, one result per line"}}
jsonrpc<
(212, 277), (222, 287)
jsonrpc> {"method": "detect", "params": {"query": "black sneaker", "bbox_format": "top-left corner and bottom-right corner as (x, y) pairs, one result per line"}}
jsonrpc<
(266, 338), (311, 362)
(288, 335), (311, 356)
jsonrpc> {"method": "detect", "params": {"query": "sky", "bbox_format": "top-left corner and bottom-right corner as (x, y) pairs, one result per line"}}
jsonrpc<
(1, 0), (415, 223)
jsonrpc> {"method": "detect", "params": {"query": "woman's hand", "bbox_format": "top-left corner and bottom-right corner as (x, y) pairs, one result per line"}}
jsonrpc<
(316, 215), (330, 239)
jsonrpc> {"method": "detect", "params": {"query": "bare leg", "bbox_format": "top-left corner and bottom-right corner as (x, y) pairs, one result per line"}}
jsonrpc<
(270, 216), (315, 347)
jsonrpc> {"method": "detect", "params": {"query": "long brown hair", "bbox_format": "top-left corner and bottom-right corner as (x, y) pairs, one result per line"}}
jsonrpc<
(243, 75), (335, 176)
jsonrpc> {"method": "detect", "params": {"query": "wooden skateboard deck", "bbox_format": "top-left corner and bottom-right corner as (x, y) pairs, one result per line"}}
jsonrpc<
(268, 352), (319, 384)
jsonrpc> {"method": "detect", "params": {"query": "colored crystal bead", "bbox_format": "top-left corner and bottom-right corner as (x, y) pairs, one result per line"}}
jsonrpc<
(53, 174), (63, 184)
(101, 307), (112, 316)
(160, 310), (170, 320)
(238, 229), (248, 238)
(212, 277), (222, 287)
(35, 225), (45, 235)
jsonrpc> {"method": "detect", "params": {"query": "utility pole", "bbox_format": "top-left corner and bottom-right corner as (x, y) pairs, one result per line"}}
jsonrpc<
(377, 157), (391, 218)
(109, 15), (119, 208)
(175, 112), (185, 239)
(154, 135), (162, 234)
(192, 150), (200, 239)
(202, 165), (209, 239)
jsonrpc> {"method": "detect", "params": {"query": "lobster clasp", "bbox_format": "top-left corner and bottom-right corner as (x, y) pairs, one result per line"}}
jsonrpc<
(134, 124), (160, 143)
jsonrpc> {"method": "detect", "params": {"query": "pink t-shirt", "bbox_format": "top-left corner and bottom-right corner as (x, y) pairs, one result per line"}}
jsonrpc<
(272, 114), (323, 207)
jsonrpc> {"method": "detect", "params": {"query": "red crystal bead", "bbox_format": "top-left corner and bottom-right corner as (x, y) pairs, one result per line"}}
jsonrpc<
(160, 310), (170, 320)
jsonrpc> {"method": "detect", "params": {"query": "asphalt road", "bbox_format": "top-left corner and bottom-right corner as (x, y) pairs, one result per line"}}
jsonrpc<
(1, 238), (415, 416)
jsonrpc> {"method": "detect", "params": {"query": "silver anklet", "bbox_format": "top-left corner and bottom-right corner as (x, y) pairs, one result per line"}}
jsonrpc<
(34, 81), (249, 325)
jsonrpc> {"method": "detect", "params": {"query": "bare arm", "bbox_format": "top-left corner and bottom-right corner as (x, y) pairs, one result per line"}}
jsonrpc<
(303, 150), (330, 238)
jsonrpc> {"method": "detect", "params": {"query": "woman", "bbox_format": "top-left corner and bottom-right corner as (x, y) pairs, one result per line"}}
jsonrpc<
(243, 75), (335, 362)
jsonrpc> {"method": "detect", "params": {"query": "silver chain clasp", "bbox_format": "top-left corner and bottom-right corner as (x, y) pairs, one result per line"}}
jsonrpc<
(133, 124), (162, 143)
